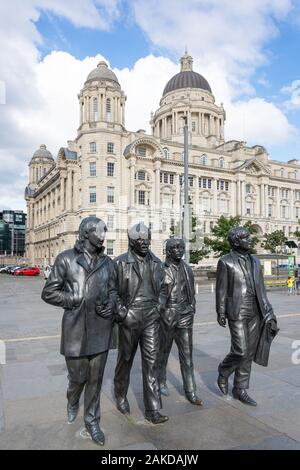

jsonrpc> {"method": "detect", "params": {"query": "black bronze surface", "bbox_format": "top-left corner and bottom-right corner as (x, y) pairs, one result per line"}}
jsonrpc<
(159, 238), (203, 406)
(216, 226), (278, 405)
(41, 216), (116, 444)
(113, 223), (169, 423)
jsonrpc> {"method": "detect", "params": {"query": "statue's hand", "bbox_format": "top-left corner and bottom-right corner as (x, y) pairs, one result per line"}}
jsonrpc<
(95, 302), (113, 318)
(217, 314), (227, 328)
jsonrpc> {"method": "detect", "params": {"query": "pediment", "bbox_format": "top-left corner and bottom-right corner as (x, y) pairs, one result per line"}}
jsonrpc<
(234, 157), (271, 176)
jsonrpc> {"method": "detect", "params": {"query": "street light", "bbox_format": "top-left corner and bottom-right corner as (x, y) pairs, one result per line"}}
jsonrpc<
(182, 113), (190, 263)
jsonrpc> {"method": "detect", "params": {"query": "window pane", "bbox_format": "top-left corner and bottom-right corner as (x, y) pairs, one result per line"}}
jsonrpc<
(90, 142), (96, 153)
(89, 186), (96, 203)
(107, 187), (114, 203)
(107, 142), (114, 153)
(107, 162), (115, 177)
(89, 162), (96, 177)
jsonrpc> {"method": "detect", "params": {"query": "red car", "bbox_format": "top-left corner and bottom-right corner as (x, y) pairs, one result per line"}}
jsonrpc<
(14, 266), (40, 276)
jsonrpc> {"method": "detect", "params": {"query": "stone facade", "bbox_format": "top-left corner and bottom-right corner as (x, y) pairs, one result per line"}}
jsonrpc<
(25, 54), (300, 266)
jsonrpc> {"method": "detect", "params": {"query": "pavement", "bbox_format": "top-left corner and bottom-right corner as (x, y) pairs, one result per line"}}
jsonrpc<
(0, 275), (300, 450)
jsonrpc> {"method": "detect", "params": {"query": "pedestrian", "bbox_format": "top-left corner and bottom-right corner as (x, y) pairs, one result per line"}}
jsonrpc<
(287, 276), (294, 295)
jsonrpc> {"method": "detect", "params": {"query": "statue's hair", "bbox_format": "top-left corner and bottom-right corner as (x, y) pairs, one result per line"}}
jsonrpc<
(227, 226), (250, 248)
(128, 222), (151, 241)
(166, 237), (185, 252)
(79, 216), (107, 240)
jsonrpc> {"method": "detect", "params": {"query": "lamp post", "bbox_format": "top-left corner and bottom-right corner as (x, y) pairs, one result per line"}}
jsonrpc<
(182, 114), (190, 263)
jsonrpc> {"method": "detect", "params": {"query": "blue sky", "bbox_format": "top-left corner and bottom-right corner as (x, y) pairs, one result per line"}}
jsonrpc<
(1, 0), (300, 210)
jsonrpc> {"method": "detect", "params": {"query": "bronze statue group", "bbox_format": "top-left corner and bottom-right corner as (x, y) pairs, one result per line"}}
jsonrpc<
(42, 217), (279, 446)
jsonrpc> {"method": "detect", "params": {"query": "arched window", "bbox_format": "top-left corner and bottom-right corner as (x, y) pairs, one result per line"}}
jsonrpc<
(201, 154), (207, 165)
(219, 157), (225, 168)
(93, 97), (98, 121)
(163, 147), (170, 159)
(280, 167), (285, 177)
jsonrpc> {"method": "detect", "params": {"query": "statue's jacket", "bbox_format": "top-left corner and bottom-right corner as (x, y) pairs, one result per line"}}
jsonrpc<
(216, 250), (274, 321)
(162, 260), (196, 326)
(113, 249), (167, 322)
(41, 240), (117, 357)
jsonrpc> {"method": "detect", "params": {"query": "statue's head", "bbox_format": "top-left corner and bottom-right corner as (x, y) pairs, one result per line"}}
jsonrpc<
(79, 216), (107, 250)
(128, 222), (151, 257)
(166, 237), (185, 262)
(228, 226), (252, 253)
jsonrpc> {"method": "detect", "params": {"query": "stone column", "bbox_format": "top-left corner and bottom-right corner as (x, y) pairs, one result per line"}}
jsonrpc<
(129, 157), (136, 208)
(66, 169), (72, 211)
(231, 181), (236, 216)
(241, 181), (245, 216)
(276, 187), (281, 220)
(213, 178), (218, 214)
(236, 181), (240, 215)
(154, 160), (161, 209)
(80, 100), (83, 125)
(73, 171), (79, 211)
(264, 184), (268, 218)
(260, 184), (265, 217)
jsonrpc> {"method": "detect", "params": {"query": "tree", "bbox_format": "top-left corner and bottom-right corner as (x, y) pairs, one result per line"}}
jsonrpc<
(169, 207), (209, 263)
(261, 230), (288, 254)
(204, 215), (259, 257)
(293, 220), (300, 241)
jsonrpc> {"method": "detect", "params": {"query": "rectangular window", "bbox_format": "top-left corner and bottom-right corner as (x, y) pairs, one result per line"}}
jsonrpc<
(164, 173), (168, 184)
(138, 190), (145, 205)
(169, 174), (174, 185)
(89, 142), (96, 153)
(107, 142), (114, 154)
(137, 147), (146, 157)
(202, 178), (207, 189)
(188, 176), (194, 187)
(162, 221), (167, 231)
(89, 186), (96, 203)
(160, 172), (163, 183)
(217, 180), (229, 191)
(208, 179), (212, 189)
(107, 187), (114, 203)
(107, 162), (115, 177)
(192, 121), (196, 132)
(89, 162), (96, 177)
(268, 204), (272, 217)
(106, 240), (114, 256)
(179, 175), (183, 186)
(296, 207), (300, 219)
(107, 215), (114, 229)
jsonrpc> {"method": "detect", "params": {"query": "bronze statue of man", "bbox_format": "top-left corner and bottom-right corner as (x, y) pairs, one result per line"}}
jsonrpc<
(216, 226), (278, 406)
(113, 222), (169, 424)
(41, 216), (116, 445)
(159, 237), (203, 406)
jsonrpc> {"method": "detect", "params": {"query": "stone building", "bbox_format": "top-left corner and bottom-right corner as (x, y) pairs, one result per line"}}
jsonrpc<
(25, 53), (300, 265)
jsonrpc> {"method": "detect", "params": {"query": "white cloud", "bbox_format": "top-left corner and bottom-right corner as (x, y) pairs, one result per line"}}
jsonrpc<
(226, 98), (297, 146)
(281, 80), (300, 110)
(0, 0), (299, 211)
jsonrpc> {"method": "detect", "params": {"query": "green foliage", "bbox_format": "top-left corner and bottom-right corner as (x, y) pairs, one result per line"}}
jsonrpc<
(204, 215), (259, 257)
(261, 230), (288, 253)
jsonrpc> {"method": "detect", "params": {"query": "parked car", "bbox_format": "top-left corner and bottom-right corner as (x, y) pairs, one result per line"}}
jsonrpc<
(7, 265), (22, 274)
(14, 266), (40, 276)
(43, 265), (53, 280)
(0, 265), (12, 273)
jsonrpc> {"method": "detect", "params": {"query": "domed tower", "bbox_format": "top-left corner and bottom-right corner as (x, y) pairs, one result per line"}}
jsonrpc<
(77, 60), (126, 133)
(151, 52), (225, 147)
(28, 144), (54, 187)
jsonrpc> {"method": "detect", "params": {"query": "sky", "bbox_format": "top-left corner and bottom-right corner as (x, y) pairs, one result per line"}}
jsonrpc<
(1, 0), (300, 211)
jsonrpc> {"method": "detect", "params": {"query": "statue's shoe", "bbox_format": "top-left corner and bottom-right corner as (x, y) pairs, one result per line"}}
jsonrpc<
(217, 374), (228, 395)
(116, 397), (130, 415)
(67, 402), (79, 423)
(232, 387), (257, 406)
(160, 383), (170, 397)
(145, 411), (169, 424)
(185, 392), (203, 406)
(86, 424), (105, 446)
